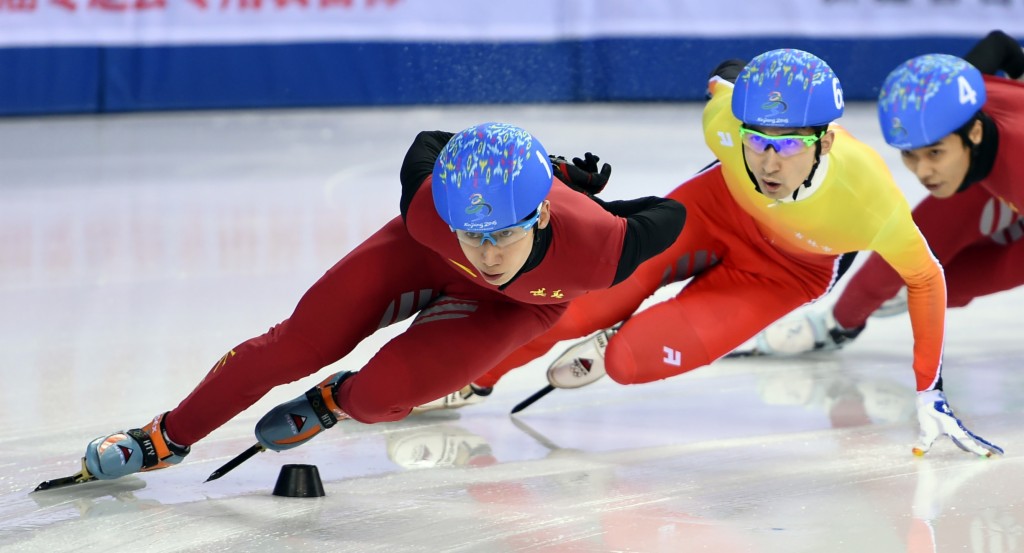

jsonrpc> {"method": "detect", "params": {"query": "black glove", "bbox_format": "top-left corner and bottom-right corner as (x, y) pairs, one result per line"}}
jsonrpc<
(706, 59), (746, 100)
(708, 58), (746, 84)
(550, 153), (611, 195)
(964, 30), (1024, 78)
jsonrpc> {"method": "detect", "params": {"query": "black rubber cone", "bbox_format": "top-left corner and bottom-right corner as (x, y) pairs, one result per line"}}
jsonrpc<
(272, 464), (325, 497)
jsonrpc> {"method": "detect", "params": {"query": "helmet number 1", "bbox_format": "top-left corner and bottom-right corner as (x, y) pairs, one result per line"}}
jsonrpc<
(958, 75), (979, 105)
(832, 77), (844, 110)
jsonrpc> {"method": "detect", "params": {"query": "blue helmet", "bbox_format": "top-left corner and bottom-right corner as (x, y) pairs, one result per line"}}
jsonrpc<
(432, 122), (553, 232)
(877, 54), (986, 150)
(732, 49), (845, 128)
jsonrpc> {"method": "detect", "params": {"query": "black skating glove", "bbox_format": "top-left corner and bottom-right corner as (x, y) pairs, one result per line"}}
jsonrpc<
(706, 58), (746, 99)
(550, 152), (611, 196)
(708, 58), (746, 84)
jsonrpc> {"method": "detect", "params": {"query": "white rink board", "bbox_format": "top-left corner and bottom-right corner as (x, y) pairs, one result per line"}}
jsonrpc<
(2, 0), (1024, 46)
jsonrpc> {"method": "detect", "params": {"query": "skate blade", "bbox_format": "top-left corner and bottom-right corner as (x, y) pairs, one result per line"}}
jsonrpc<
(723, 349), (765, 359)
(33, 459), (97, 492)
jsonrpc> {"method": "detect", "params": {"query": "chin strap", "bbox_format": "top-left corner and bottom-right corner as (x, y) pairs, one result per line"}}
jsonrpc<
(742, 152), (762, 194)
(791, 131), (825, 201)
(955, 112), (997, 194)
(742, 128), (826, 200)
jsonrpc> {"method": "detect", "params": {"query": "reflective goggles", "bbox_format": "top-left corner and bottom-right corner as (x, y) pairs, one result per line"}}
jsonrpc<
(455, 206), (542, 248)
(739, 127), (822, 158)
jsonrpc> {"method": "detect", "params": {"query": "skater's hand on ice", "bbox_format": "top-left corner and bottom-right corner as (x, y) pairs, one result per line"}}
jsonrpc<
(913, 390), (1003, 458)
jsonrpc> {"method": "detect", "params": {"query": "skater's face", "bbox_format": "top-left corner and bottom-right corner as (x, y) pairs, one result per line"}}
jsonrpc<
(742, 125), (834, 201)
(899, 120), (982, 199)
(457, 201), (551, 286)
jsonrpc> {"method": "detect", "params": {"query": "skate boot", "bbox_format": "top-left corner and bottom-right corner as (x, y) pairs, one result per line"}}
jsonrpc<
(546, 328), (615, 389)
(255, 371), (352, 451)
(84, 412), (190, 480)
(411, 383), (493, 414)
(752, 309), (864, 356)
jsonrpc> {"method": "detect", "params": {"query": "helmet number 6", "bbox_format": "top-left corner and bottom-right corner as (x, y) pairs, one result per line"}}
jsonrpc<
(832, 77), (844, 110)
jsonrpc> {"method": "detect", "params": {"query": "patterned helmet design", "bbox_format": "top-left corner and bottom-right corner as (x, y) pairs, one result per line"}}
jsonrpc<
(432, 122), (552, 232)
(732, 48), (845, 127)
(877, 54), (986, 150)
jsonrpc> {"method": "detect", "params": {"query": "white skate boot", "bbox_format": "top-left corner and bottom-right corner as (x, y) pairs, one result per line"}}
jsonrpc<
(411, 383), (493, 414)
(546, 328), (615, 389)
(733, 309), (864, 357)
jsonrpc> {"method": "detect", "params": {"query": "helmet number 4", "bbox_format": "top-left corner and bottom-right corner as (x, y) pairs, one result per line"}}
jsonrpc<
(832, 77), (844, 110)
(958, 75), (979, 105)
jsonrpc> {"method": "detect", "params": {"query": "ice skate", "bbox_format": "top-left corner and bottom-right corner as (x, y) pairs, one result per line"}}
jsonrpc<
(411, 383), (493, 414)
(255, 371), (351, 451)
(546, 328), (614, 389)
(83, 412), (189, 481)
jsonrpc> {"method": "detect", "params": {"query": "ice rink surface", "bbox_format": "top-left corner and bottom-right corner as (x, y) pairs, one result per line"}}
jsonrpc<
(1, 103), (1022, 552)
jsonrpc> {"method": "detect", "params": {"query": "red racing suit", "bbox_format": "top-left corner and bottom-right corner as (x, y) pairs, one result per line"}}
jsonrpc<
(162, 131), (684, 444)
(480, 78), (947, 392)
(834, 76), (1024, 330)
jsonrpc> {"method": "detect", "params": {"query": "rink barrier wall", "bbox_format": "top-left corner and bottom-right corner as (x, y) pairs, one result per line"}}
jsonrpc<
(0, 37), (994, 115)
